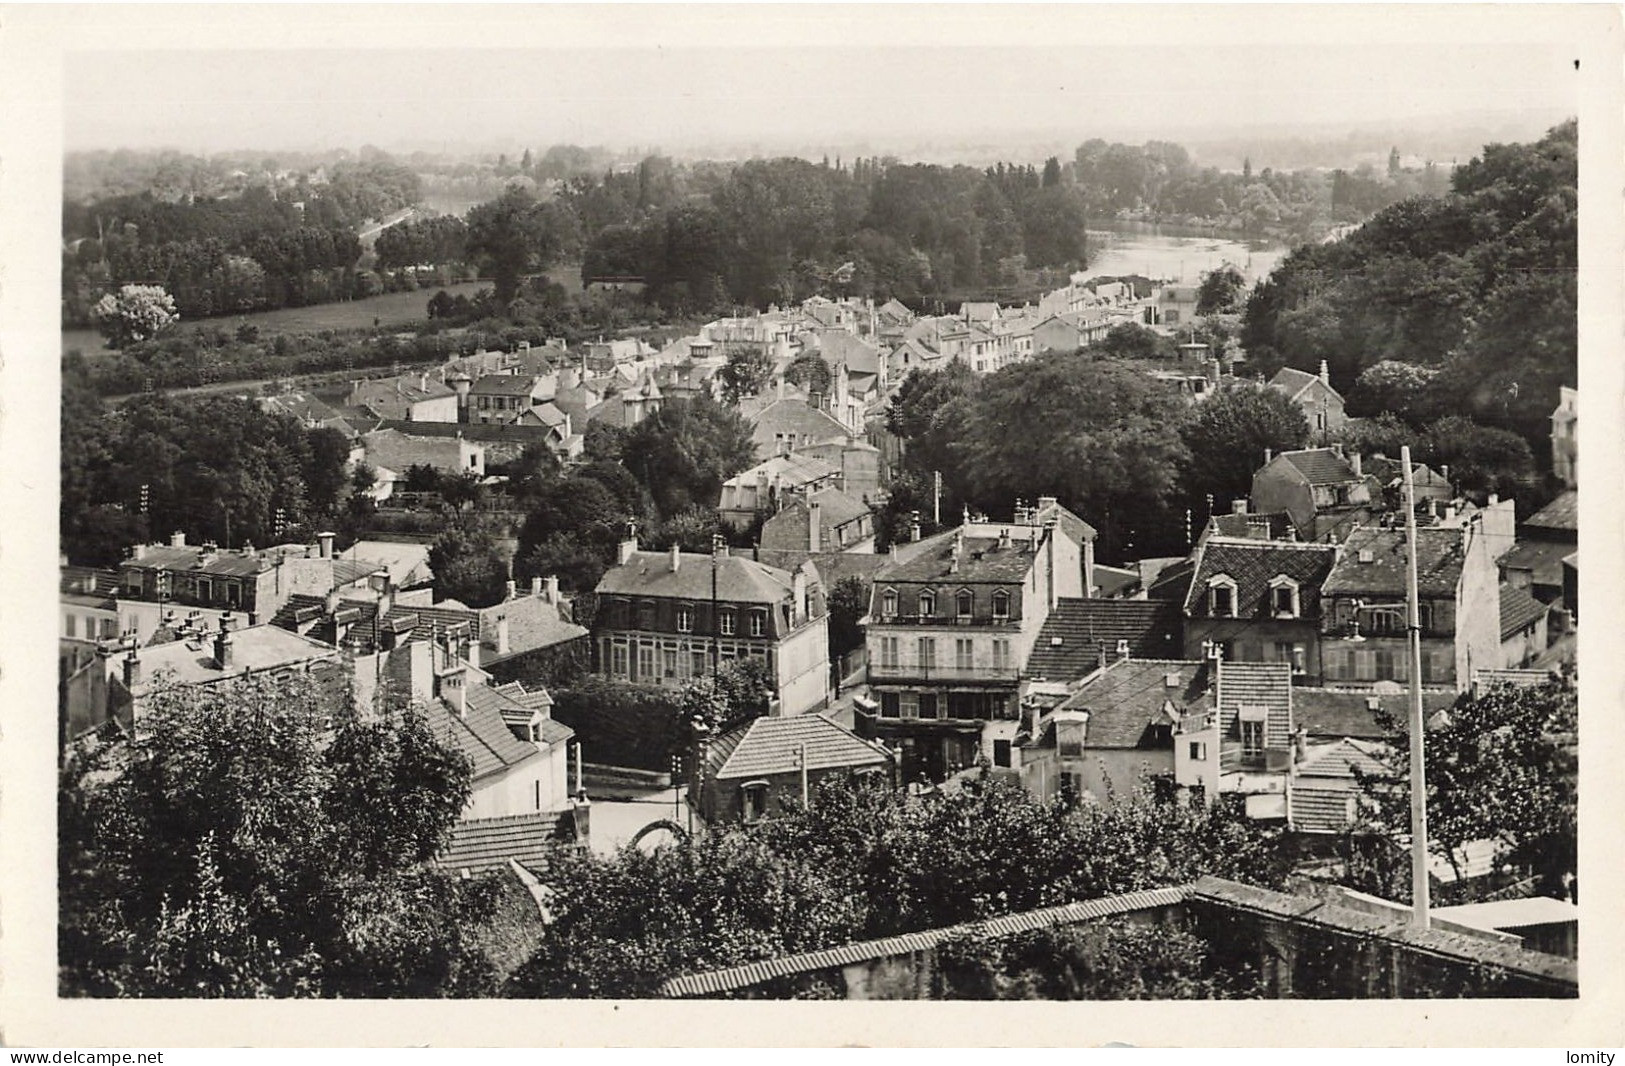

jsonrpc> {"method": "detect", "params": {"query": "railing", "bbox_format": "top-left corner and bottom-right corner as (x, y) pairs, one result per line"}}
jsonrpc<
(867, 662), (1021, 683)
(871, 614), (1020, 628)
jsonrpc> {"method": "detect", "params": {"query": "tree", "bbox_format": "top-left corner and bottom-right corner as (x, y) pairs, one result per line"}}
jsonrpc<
(1195, 264), (1246, 315)
(1356, 682), (1576, 898)
(1349, 360), (1442, 423)
(59, 671), (505, 997)
(961, 356), (1191, 561)
(716, 345), (772, 405)
(465, 186), (578, 304)
(885, 361), (978, 489)
(621, 396), (757, 520)
(676, 658), (775, 737)
(783, 349), (833, 395)
(826, 575), (871, 667)
(1178, 382), (1310, 508)
(1419, 415), (1534, 498)
(1088, 322), (1178, 362)
(428, 522), (510, 608)
(93, 284), (179, 348)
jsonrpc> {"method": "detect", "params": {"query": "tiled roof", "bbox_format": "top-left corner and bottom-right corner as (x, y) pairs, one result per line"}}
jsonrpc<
(1034, 500), (1098, 546)
(271, 593), (480, 653)
(1279, 448), (1361, 486)
(1292, 687), (1457, 740)
(874, 533), (1040, 584)
(470, 681), (572, 746)
(1204, 511), (1292, 542)
(752, 549), (888, 591)
(1290, 787), (1360, 834)
(747, 398), (853, 448)
(805, 486), (871, 527)
(1524, 490), (1577, 533)
(424, 684), (542, 781)
(470, 374), (543, 397)
(1323, 527), (1465, 598)
(1055, 659), (1212, 748)
(479, 595), (588, 661)
(436, 811), (570, 875)
(1215, 660), (1292, 750)
(1499, 583), (1549, 640)
(722, 452), (841, 491)
(1268, 367), (1340, 402)
(1025, 599), (1183, 682)
(814, 330), (882, 375)
(124, 545), (272, 578)
(657, 886), (1189, 998)
(1296, 737), (1390, 779)
(714, 714), (892, 780)
(1146, 557), (1195, 602)
(596, 551), (797, 606)
(378, 418), (555, 446)
(1184, 538), (1338, 619)
(1498, 539), (1570, 587)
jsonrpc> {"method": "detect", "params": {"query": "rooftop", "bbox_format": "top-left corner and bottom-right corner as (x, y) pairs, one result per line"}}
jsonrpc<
(722, 451), (841, 491)
(713, 713), (893, 780)
(1184, 537), (1339, 618)
(470, 373), (545, 397)
(596, 550), (803, 607)
(1500, 583), (1549, 640)
(874, 531), (1040, 585)
(423, 681), (543, 781)
(131, 623), (337, 687)
(1523, 490), (1577, 533)
(1292, 687), (1457, 740)
(1025, 599), (1183, 682)
(1053, 658), (1212, 749)
(435, 811), (571, 876)
(1277, 448), (1363, 487)
(1323, 526), (1466, 598)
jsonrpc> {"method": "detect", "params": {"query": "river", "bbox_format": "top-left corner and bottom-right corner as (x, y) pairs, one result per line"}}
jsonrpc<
(1081, 221), (1290, 286)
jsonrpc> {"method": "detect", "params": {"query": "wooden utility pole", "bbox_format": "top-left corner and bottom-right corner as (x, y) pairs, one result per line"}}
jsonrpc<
(1401, 445), (1430, 928)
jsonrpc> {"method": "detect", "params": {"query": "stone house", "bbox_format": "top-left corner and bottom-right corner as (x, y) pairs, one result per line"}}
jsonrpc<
(1268, 361), (1346, 441)
(1250, 446), (1375, 542)
(695, 713), (896, 824)
(760, 488), (875, 555)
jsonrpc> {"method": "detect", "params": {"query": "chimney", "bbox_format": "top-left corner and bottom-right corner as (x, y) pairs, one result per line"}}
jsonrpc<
(505, 579), (518, 601)
(419, 372), (429, 393)
(545, 575), (559, 603)
(1264, 447), (1273, 465)
(170, 531), (186, 548)
(1319, 360), (1330, 386)
(442, 666), (467, 717)
(1044, 519), (1058, 611)
(1440, 464), (1450, 486)
(889, 544), (899, 564)
(1351, 452), (1362, 477)
(214, 622), (234, 671)
(808, 498), (822, 552)
(318, 531), (335, 559)
(495, 614), (511, 656)
(1231, 499), (1248, 516)
(123, 645), (141, 688)
(998, 527), (1012, 550)
(324, 587), (341, 616)
(618, 526), (639, 565)
(670, 542), (681, 573)
(1444, 503), (1456, 523)
(793, 568), (809, 623)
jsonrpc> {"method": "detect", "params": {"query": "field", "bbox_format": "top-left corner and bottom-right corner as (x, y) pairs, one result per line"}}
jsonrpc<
(62, 281), (492, 358)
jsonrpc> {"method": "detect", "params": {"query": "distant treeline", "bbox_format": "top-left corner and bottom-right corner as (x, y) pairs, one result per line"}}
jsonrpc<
(61, 158), (421, 327)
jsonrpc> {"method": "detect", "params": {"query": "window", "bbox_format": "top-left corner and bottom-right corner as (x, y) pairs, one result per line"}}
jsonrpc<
(677, 606), (693, 633)
(65, 614), (77, 638)
(991, 589), (1010, 621)
(919, 692), (939, 719)
(955, 638), (974, 671)
(1188, 740), (1207, 761)
(1207, 576), (1236, 617)
(1269, 577), (1298, 618)
(993, 740), (1012, 768)
(900, 693), (919, 719)
(880, 692), (900, 718)
(226, 583), (242, 607)
(637, 643), (655, 680)
(1241, 719), (1265, 755)
(919, 591), (936, 618)
(611, 643), (629, 678)
(101, 618), (118, 640)
(691, 649), (709, 677)
(881, 589), (898, 618)
(663, 649), (678, 679)
(879, 636), (899, 667)
(199, 578), (213, 602)
(956, 589), (973, 620)
(1418, 602), (1435, 633)
(993, 639), (1010, 672)
(638, 601), (656, 629)
(917, 637), (936, 669)
(741, 782), (770, 824)
(720, 609), (736, 636)
(1274, 642), (1307, 674)
(749, 611), (766, 638)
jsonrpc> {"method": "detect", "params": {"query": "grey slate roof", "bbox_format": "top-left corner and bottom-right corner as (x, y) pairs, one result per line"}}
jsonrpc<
(596, 551), (797, 605)
(1215, 660), (1292, 749)
(1025, 599), (1183, 681)
(1184, 538), (1338, 619)
(1524, 490), (1577, 533)
(875, 534), (1040, 584)
(1323, 527), (1465, 598)
(423, 685), (542, 782)
(1055, 658), (1212, 749)
(1279, 448), (1361, 486)
(713, 714), (892, 780)
(1291, 687), (1457, 740)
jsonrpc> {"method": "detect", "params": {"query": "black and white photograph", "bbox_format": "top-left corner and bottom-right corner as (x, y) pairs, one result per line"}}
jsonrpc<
(2, 1), (1622, 1048)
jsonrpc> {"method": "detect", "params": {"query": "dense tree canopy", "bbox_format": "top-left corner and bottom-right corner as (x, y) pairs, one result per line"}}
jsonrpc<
(59, 672), (512, 997)
(1178, 382), (1311, 509)
(620, 396), (758, 521)
(464, 186), (580, 304)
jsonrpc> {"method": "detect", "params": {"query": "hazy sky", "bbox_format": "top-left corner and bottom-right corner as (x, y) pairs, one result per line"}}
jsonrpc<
(62, 11), (1579, 157)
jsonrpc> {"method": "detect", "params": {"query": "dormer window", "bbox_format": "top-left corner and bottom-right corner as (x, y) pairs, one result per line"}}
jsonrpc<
(749, 610), (766, 638)
(919, 590), (936, 618)
(881, 588), (898, 619)
(1207, 575), (1238, 618)
(956, 589), (973, 620)
(991, 589), (1010, 621)
(677, 605), (693, 633)
(1268, 576), (1300, 618)
(720, 609), (736, 636)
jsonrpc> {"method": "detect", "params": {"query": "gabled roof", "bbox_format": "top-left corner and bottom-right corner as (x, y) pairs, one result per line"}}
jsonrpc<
(422, 684), (542, 781)
(713, 714), (892, 780)
(1276, 448), (1362, 486)
(1026, 599), (1183, 682)
(722, 451), (841, 491)
(271, 593), (481, 653)
(1499, 583), (1549, 640)
(1269, 366), (1341, 403)
(813, 330), (882, 375)
(1183, 538), (1338, 619)
(1215, 660), (1292, 750)
(747, 398), (854, 448)
(436, 811), (570, 875)
(1055, 658), (1212, 748)
(1524, 490), (1577, 534)
(1292, 687), (1456, 740)
(1296, 737), (1390, 779)
(1033, 499), (1098, 546)
(596, 551), (797, 606)
(804, 486), (871, 527)
(466, 681), (572, 748)
(470, 373), (544, 397)
(1203, 511), (1293, 542)
(1323, 527), (1465, 598)
(1498, 539), (1570, 587)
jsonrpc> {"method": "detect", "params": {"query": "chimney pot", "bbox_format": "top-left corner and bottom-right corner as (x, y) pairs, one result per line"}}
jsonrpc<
(318, 531), (335, 559)
(545, 575), (559, 602)
(670, 542), (681, 572)
(170, 531), (186, 548)
(505, 579), (517, 601)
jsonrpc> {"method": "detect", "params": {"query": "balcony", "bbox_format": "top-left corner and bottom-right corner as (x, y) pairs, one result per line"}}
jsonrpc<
(871, 614), (1020, 629)
(867, 662), (1021, 684)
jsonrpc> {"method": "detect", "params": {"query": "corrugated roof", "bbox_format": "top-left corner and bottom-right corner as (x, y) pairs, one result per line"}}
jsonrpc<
(1055, 658), (1212, 748)
(1323, 527), (1466, 598)
(656, 886), (1189, 998)
(436, 811), (569, 875)
(1499, 583), (1549, 640)
(1279, 448), (1361, 486)
(1025, 599), (1183, 682)
(714, 714), (892, 780)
